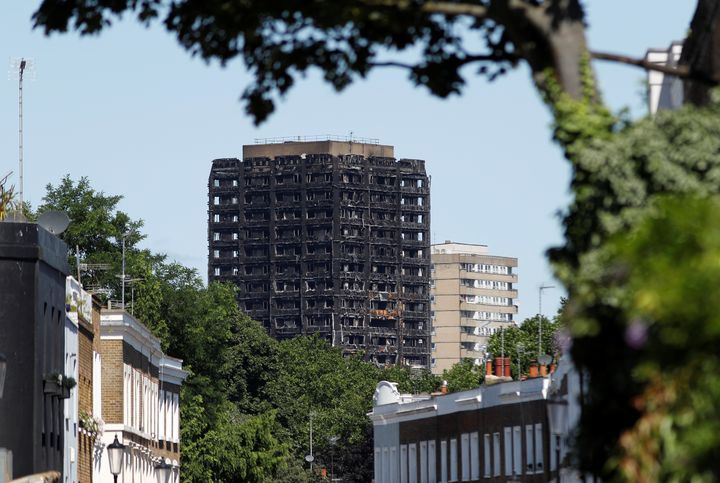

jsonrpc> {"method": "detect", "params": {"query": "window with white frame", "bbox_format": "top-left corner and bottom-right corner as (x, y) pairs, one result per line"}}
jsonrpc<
(173, 393), (180, 442)
(383, 447), (390, 483)
(504, 427), (512, 476)
(470, 432), (480, 480)
(401, 444), (409, 483)
(460, 433), (470, 481)
(534, 423), (544, 473)
(525, 425), (535, 474)
(492, 433), (501, 477)
(214, 267), (220, 276)
(165, 391), (172, 441)
(158, 389), (165, 441)
(450, 439), (458, 482)
(483, 434), (491, 478)
(391, 446), (399, 483)
(440, 440), (447, 483)
(513, 426), (522, 476)
(420, 441), (428, 483)
(409, 444), (418, 483)
(375, 448), (382, 483)
(428, 440), (437, 483)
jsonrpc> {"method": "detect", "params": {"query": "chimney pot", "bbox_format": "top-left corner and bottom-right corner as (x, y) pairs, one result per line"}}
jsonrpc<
(440, 380), (449, 394)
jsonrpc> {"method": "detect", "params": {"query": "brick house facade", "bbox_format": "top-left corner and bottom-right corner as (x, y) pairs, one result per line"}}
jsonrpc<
(94, 309), (187, 483)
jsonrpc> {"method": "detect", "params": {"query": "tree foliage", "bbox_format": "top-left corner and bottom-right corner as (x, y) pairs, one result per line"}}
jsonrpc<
(40, 175), (144, 263)
(547, 101), (720, 479)
(440, 358), (484, 392)
(569, 196), (720, 481)
(486, 314), (561, 379)
(31, 0), (633, 126)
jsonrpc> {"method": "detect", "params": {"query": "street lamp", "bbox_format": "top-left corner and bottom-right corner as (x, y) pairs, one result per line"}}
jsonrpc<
(329, 435), (339, 482)
(155, 459), (173, 483)
(547, 393), (569, 483)
(538, 284), (555, 359)
(0, 352), (6, 399)
(107, 434), (126, 483)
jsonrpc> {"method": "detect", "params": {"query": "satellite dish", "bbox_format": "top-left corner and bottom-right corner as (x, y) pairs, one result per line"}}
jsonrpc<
(38, 211), (70, 235)
(538, 354), (553, 366)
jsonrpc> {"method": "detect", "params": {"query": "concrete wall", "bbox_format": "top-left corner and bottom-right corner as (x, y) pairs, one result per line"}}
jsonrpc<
(243, 140), (394, 159)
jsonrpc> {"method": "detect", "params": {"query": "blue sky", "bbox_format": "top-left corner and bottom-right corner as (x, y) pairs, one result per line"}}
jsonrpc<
(1, 1), (695, 321)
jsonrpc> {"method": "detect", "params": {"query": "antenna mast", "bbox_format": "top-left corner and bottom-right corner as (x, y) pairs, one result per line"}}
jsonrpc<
(10, 58), (34, 213)
(18, 59), (25, 210)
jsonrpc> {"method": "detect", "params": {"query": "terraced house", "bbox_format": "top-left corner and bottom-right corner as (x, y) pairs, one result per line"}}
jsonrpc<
(95, 309), (187, 482)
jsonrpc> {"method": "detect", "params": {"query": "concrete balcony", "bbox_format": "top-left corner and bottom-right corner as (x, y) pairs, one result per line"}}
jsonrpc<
(459, 287), (518, 298)
(459, 272), (519, 283)
(459, 302), (518, 314)
(460, 332), (485, 343)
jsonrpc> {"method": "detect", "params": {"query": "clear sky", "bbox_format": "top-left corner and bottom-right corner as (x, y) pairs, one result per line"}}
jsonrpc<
(1, 1), (696, 321)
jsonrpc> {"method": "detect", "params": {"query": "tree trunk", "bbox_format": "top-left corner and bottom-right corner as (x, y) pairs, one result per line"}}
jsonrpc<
(681, 0), (720, 106)
(494, 0), (592, 102)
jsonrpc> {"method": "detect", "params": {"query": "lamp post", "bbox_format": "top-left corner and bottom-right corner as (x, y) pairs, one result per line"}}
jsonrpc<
(329, 435), (339, 482)
(0, 352), (6, 399)
(547, 394), (568, 483)
(155, 459), (173, 483)
(107, 434), (126, 483)
(538, 284), (555, 359)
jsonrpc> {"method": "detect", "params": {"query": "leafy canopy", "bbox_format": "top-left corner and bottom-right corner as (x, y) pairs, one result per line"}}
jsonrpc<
(31, 0), (603, 124)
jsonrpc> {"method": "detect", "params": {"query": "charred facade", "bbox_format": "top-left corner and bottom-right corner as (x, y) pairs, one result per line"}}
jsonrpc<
(208, 140), (431, 367)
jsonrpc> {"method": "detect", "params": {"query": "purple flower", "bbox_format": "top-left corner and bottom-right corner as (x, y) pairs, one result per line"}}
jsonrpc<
(556, 329), (573, 353)
(625, 319), (648, 349)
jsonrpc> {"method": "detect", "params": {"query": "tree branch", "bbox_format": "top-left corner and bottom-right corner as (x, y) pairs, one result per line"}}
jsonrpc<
(420, 1), (488, 17)
(369, 53), (510, 71)
(358, 0), (488, 18)
(591, 50), (719, 85)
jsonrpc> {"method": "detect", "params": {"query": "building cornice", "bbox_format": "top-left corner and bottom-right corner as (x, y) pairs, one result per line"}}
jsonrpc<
(369, 377), (551, 425)
(100, 310), (162, 358)
(160, 356), (189, 386)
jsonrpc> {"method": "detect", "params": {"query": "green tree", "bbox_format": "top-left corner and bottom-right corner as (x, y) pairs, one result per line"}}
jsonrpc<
(261, 335), (380, 483)
(441, 358), (484, 392)
(381, 365), (440, 394)
(30, 1), (720, 129)
(182, 396), (289, 482)
(39, 175), (144, 267)
(568, 196), (720, 481)
(486, 314), (560, 379)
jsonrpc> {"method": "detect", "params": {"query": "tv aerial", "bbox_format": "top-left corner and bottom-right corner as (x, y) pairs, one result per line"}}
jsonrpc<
(37, 210), (70, 235)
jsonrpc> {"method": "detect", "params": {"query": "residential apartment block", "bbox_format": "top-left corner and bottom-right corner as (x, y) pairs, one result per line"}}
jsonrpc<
(431, 242), (518, 374)
(208, 137), (432, 367)
(95, 309), (187, 483)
